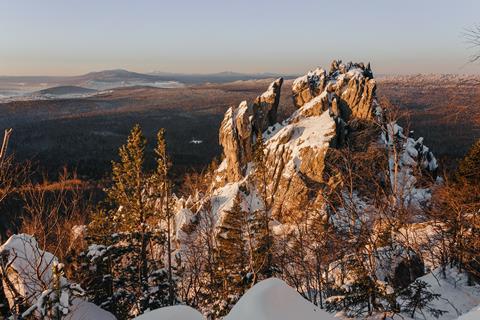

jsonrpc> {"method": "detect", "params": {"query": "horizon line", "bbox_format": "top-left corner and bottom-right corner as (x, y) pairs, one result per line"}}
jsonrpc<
(2, 68), (480, 78)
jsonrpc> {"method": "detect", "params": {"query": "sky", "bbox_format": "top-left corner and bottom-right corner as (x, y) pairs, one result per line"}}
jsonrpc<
(1, 0), (480, 76)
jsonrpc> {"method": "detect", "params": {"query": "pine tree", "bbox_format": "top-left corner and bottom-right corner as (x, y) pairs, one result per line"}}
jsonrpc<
(107, 124), (149, 231)
(399, 280), (446, 319)
(212, 194), (249, 317)
(149, 128), (177, 306)
(251, 133), (274, 283)
(456, 138), (480, 184)
(79, 125), (175, 318)
(106, 124), (152, 310)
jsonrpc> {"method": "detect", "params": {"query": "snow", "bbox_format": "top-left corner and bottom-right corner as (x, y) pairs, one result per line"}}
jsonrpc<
(71, 225), (87, 240)
(457, 305), (480, 320)
(66, 299), (116, 320)
(225, 278), (335, 320)
(380, 121), (437, 208)
(0, 234), (116, 319)
(260, 78), (280, 99)
(397, 222), (446, 270)
(266, 109), (335, 176)
(0, 234), (57, 302)
(87, 244), (109, 261)
(292, 74), (308, 92)
(404, 268), (480, 320)
(346, 67), (364, 79)
(133, 305), (203, 320)
(210, 182), (240, 225)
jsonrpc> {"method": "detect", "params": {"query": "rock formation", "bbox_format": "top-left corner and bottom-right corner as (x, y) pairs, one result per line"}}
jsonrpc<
(175, 59), (438, 269)
(218, 78), (283, 182)
(215, 61), (389, 219)
(292, 60), (376, 121)
(166, 61), (447, 316)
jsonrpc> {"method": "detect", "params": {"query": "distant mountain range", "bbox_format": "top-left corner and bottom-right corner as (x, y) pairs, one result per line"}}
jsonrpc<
(148, 70), (297, 84)
(0, 69), (297, 100)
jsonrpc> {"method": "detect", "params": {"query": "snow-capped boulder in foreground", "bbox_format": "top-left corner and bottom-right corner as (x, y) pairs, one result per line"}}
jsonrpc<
(68, 299), (116, 320)
(0, 234), (116, 319)
(134, 278), (333, 320)
(225, 278), (335, 320)
(133, 305), (204, 320)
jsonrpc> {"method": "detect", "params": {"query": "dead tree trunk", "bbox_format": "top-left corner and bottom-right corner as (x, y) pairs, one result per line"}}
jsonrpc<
(0, 129), (12, 164)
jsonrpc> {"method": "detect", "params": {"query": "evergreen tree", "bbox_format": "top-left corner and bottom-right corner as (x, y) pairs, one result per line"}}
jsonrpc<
(107, 123), (149, 231)
(212, 194), (249, 317)
(149, 128), (177, 306)
(78, 125), (175, 319)
(456, 138), (480, 184)
(106, 124), (151, 310)
(250, 133), (274, 283)
(325, 257), (398, 318)
(399, 280), (446, 319)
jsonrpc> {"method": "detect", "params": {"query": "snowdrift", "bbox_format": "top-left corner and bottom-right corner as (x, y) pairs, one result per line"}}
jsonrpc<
(225, 278), (335, 320)
(458, 305), (480, 320)
(134, 305), (203, 320)
(0, 234), (116, 320)
(137, 278), (334, 320)
(67, 299), (116, 320)
(407, 268), (480, 320)
(137, 273), (480, 320)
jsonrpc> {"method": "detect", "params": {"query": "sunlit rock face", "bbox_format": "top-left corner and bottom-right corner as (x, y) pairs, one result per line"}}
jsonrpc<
(219, 78), (283, 182)
(292, 60), (376, 120)
(177, 60), (438, 259)
(216, 61), (381, 219)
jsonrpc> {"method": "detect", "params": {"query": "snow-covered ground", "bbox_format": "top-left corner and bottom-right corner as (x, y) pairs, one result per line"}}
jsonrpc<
(225, 278), (335, 320)
(398, 268), (480, 320)
(135, 271), (480, 320)
(135, 278), (335, 320)
(457, 306), (480, 320)
(0, 234), (116, 320)
(2, 233), (480, 320)
(133, 305), (203, 320)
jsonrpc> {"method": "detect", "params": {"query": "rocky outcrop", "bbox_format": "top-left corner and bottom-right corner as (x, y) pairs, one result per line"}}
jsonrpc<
(262, 110), (335, 219)
(252, 78), (283, 133)
(169, 61), (443, 310)
(219, 78), (283, 182)
(292, 60), (376, 122)
(219, 101), (253, 181)
(179, 59), (438, 251)
(292, 68), (327, 108)
(215, 60), (432, 220)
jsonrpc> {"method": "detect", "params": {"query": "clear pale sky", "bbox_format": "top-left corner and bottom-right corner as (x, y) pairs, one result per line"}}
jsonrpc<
(1, 0), (480, 76)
